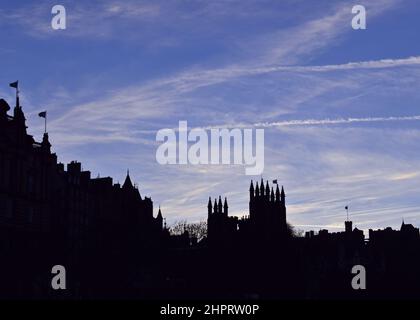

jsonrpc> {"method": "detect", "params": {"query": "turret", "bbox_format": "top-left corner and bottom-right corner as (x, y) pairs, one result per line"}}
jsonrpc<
(13, 95), (25, 126)
(214, 198), (218, 214)
(157, 207), (163, 230)
(276, 184), (280, 202)
(41, 132), (51, 153)
(13, 105), (27, 139)
(249, 180), (254, 199)
(255, 182), (260, 198)
(265, 181), (270, 199)
(345, 220), (352, 233)
(271, 187), (275, 202)
(260, 178), (264, 196)
(9, 80), (26, 135)
(224, 197), (228, 216)
(122, 170), (142, 199)
(208, 197), (212, 215)
(122, 170), (134, 189)
(218, 196), (223, 213)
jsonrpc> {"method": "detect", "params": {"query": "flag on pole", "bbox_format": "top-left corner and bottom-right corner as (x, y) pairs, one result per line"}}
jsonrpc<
(39, 111), (47, 133)
(345, 206), (348, 210)
(273, 179), (278, 184)
(9, 81), (18, 89)
(38, 111), (47, 118)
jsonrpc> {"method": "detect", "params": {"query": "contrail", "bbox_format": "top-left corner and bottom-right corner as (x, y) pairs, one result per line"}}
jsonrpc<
(255, 115), (420, 128)
(180, 115), (420, 132)
(254, 56), (420, 74)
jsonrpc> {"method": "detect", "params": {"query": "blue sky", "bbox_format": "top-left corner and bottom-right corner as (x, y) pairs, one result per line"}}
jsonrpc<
(1, 0), (420, 234)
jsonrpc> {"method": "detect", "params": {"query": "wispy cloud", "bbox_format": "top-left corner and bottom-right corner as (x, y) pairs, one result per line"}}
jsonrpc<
(5, 0), (420, 233)
(388, 171), (420, 181)
(248, 0), (402, 64)
(43, 55), (420, 146)
(0, 0), (161, 39)
(256, 115), (420, 128)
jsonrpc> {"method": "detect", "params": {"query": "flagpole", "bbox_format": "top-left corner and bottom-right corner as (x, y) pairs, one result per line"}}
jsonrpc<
(38, 111), (47, 134)
(15, 83), (19, 108)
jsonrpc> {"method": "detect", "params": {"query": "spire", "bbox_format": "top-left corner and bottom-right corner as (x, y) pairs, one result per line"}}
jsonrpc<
(276, 184), (280, 202)
(271, 187), (275, 202)
(156, 207), (163, 231)
(260, 178), (264, 196)
(255, 181), (260, 197)
(208, 197), (212, 215)
(249, 180), (255, 199)
(224, 197), (228, 216)
(214, 198), (218, 214)
(122, 170), (134, 189)
(218, 196), (223, 213)
(265, 181), (270, 197)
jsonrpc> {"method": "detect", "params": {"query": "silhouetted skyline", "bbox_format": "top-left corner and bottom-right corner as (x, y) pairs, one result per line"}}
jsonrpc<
(2, 1), (420, 233)
(2, 95), (420, 299)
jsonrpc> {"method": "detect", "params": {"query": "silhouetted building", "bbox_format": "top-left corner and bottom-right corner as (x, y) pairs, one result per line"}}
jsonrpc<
(2, 89), (420, 299)
(305, 220), (365, 244)
(0, 95), (165, 298)
(207, 196), (238, 246)
(248, 179), (287, 242)
(207, 179), (288, 247)
(369, 221), (419, 245)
